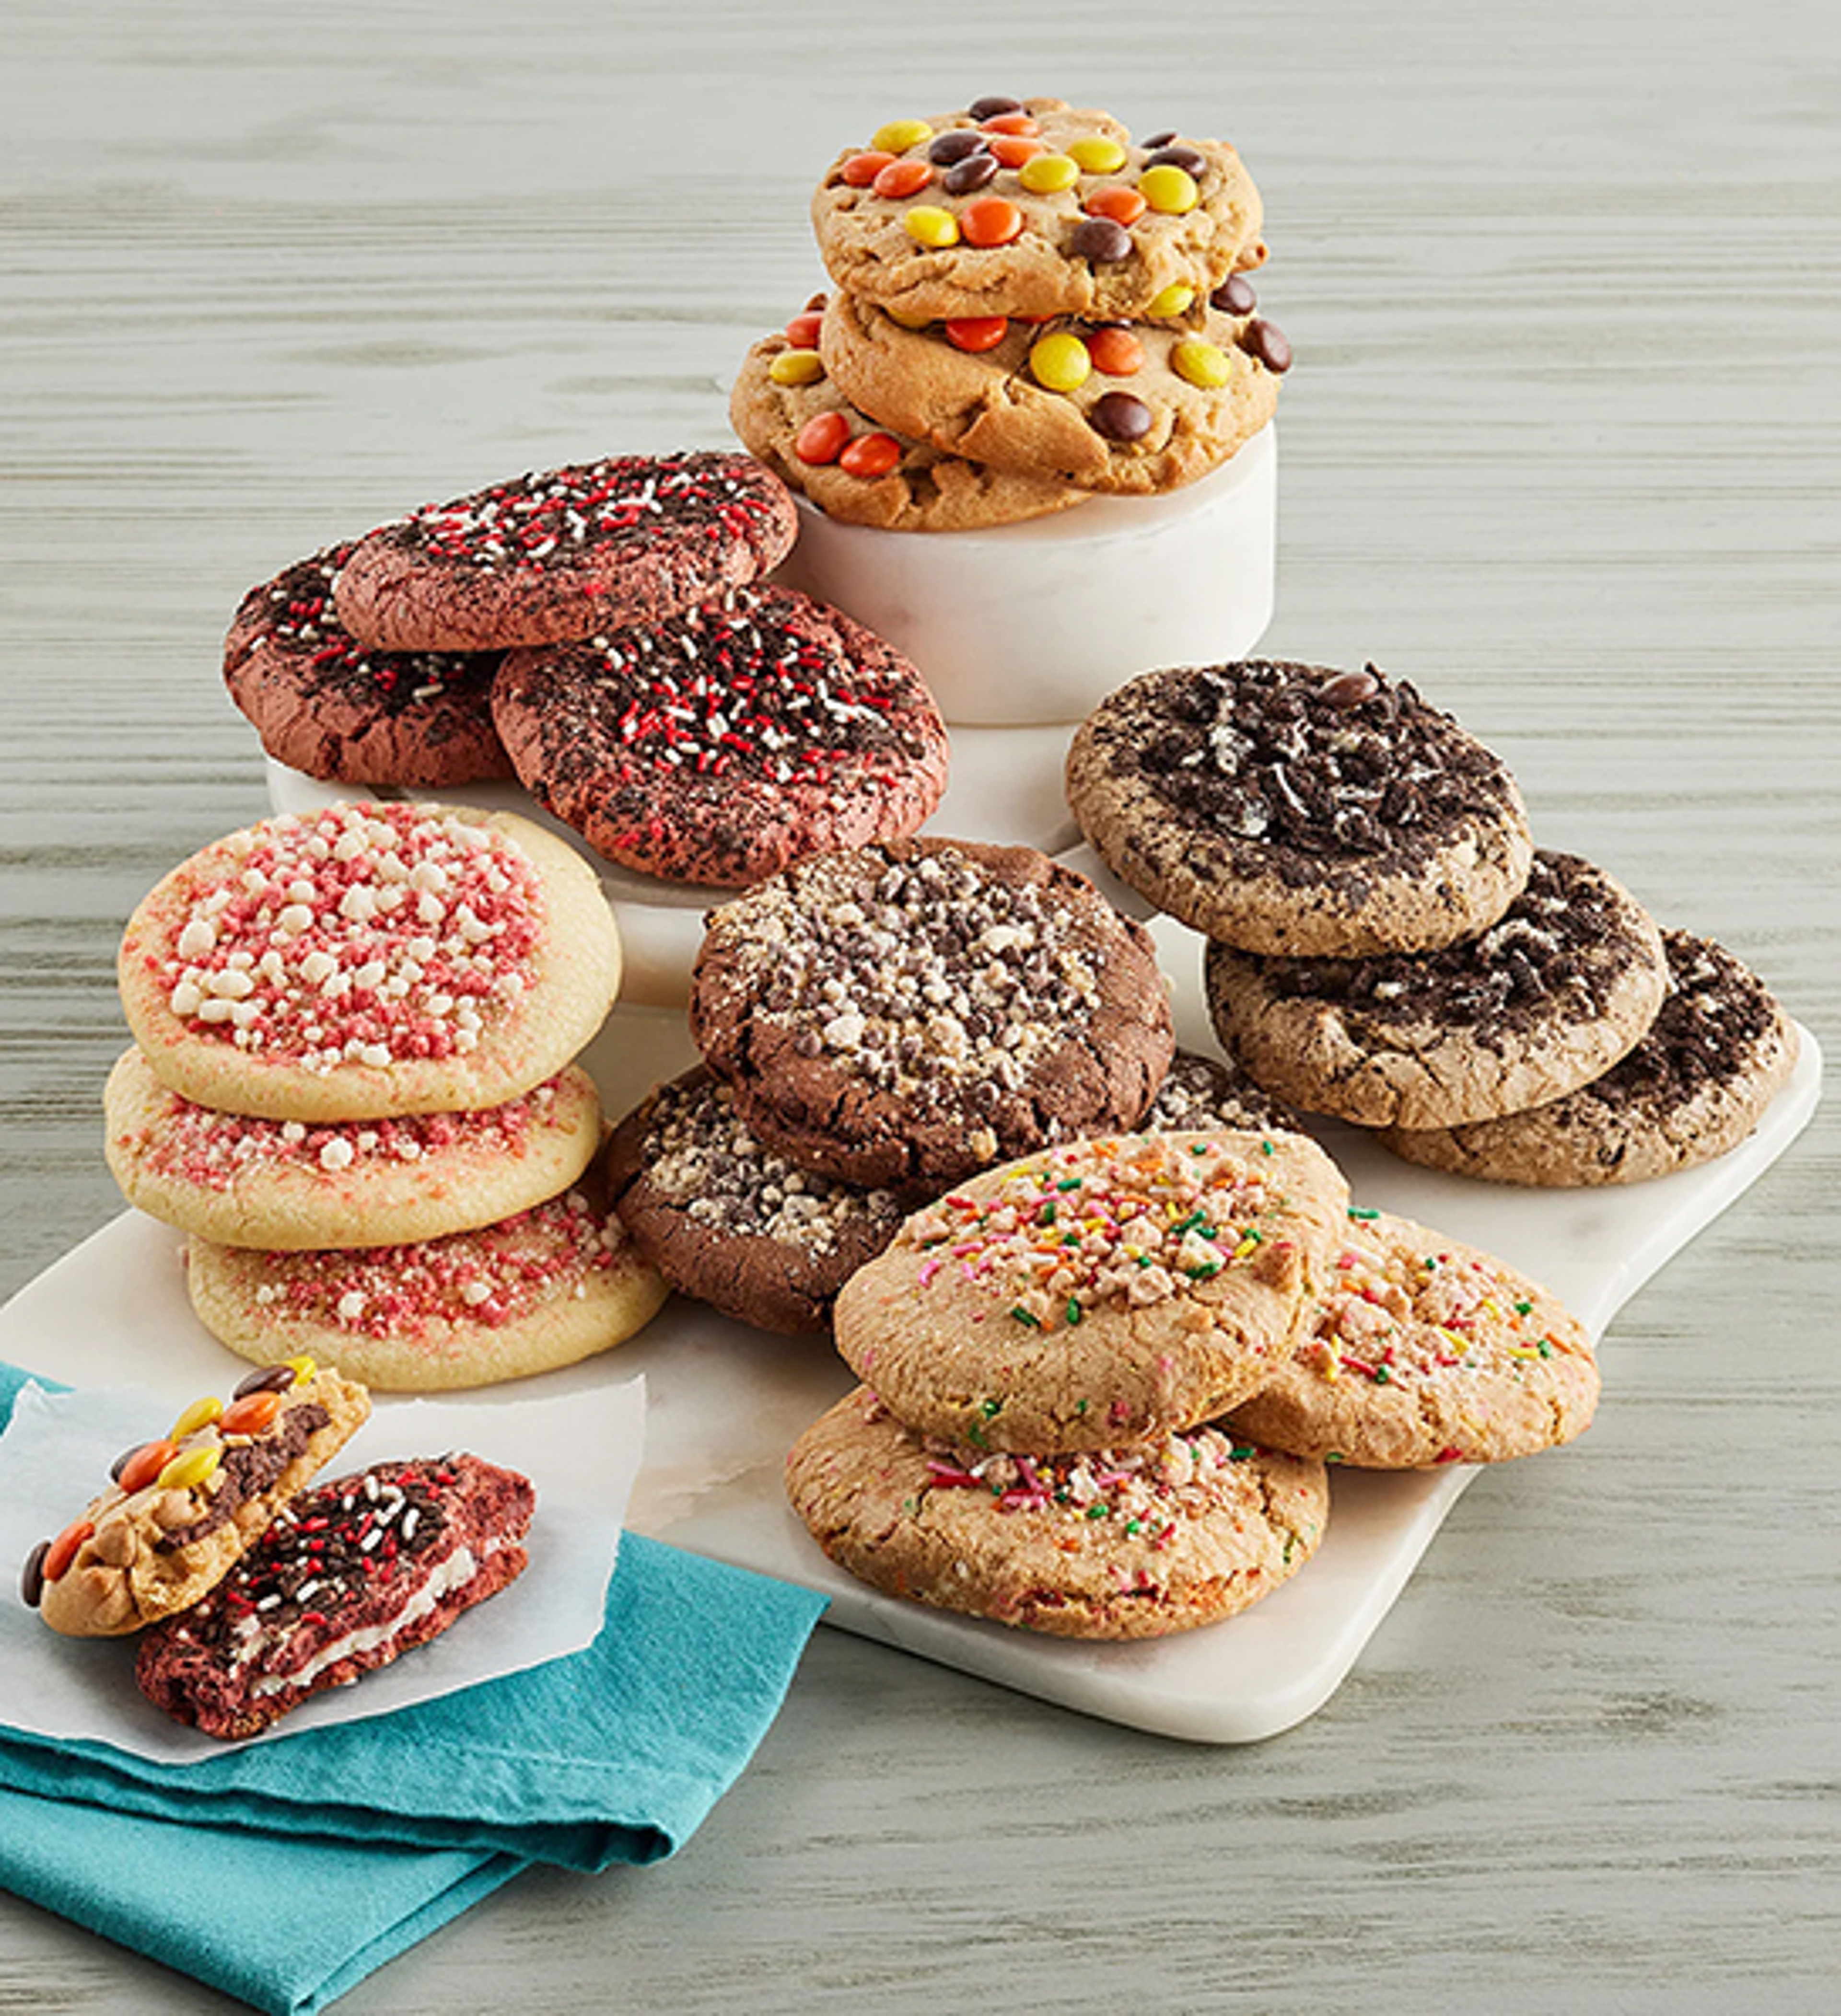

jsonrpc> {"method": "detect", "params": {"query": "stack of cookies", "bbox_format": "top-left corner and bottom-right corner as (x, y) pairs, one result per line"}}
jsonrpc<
(105, 799), (668, 1389)
(1066, 658), (1800, 1185)
(732, 95), (1288, 531)
(225, 449), (953, 890)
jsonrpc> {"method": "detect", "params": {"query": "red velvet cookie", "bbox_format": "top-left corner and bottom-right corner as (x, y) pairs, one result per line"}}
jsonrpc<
(333, 452), (798, 652)
(491, 584), (950, 887)
(223, 543), (513, 787)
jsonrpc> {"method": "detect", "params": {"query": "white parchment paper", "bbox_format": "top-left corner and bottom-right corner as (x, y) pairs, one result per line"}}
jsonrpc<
(0, 1373), (645, 1761)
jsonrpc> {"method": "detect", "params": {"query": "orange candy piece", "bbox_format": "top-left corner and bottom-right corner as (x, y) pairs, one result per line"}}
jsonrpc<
(873, 158), (934, 199)
(945, 315), (1010, 353)
(842, 151), (894, 187)
(1085, 326), (1145, 375)
(43, 1518), (93, 1584)
(1084, 185), (1148, 226)
(117, 1439), (179, 1495)
(986, 134), (1046, 169)
(839, 432), (903, 477)
(794, 412), (853, 465)
(221, 1389), (283, 1437)
(959, 196), (1024, 249)
(784, 311), (824, 348)
(980, 112), (1041, 137)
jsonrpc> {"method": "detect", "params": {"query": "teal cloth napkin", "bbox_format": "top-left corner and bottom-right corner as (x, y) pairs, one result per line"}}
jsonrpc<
(0, 1360), (827, 2013)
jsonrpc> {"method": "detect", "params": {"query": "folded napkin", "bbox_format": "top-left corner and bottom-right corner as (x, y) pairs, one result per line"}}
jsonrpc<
(0, 1359), (827, 2013)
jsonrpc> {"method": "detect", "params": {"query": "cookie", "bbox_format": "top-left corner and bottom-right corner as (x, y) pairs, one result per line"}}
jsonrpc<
(222, 543), (513, 788)
(135, 1452), (535, 1739)
(688, 838), (1175, 1192)
(1377, 930), (1800, 1185)
(118, 801), (622, 1124)
(729, 309), (1090, 531)
(831, 1129), (1349, 1453)
(812, 98), (1265, 325)
(332, 452), (798, 653)
(1066, 660), (1535, 957)
(1204, 850), (1671, 1130)
(786, 1386), (1328, 1640)
(605, 1066), (909, 1335)
(1143, 1046), (1300, 1137)
(22, 1361), (371, 1639)
(104, 1047), (603, 1250)
(818, 285), (1285, 494)
(183, 1174), (668, 1391)
(491, 584), (951, 888)
(1224, 1209), (1600, 1467)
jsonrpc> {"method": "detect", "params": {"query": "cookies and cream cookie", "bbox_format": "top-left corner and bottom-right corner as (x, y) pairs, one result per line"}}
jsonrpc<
(687, 838), (1175, 1192)
(818, 284), (1285, 494)
(1377, 930), (1800, 1185)
(729, 308), (1089, 531)
(831, 1129), (1349, 1453)
(118, 801), (622, 1124)
(333, 452), (798, 653)
(1224, 1209), (1600, 1467)
(1204, 851), (1671, 1131)
(786, 1386), (1328, 1639)
(491, 584), (950, 888)
(104, 1048), (603, 1250)
(1066, 660), (1535, 957)
(812, 97), (1265, 325)
(22, 1360), (371, 1639)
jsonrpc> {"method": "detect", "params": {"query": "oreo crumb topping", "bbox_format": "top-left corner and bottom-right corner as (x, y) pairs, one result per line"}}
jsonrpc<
(1142, 1050), (1292, 1135)
(1587, 931), (1784, 1107)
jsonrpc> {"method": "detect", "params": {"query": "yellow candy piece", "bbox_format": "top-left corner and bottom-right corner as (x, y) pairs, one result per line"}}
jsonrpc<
(1030, 331), (1092, 393)
(1172, 338), (1235, 388)
(1145, 283), (1197, 318)
(769, 349), (827, 386)
(169, 1395), (222, 1441)
(156, 1444), (222, 1493)
(903, 205), (961, 248)
(1139, 163), (1200, 214)
(1068, 136), (1128, 174)
(872, 117), (933, 154)
(1018, 152), (1080, 195)
(284, 1355), (317, 1385)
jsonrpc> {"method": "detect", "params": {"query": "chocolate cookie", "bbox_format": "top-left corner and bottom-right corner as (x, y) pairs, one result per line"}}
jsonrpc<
(728, 306), (1090, 531)
(491, 584), (950, 888)
(1142, 1046), (1299, 1137)
(1066, 660), (1535, 956)
(812, 98), (1265, 324)
(118, 802), (622, 1124)
(1204, 850), (1671, 1130)
(687, 838), (1175, 1191)
(786, 1386), (1328, 1639)
(1377, 930), (1800, 1185)
(831, 1129), (1350, 1453)
(818, 285), (1285, 494)
(23, 1362), (371, 1639)
(1224, 1209), (1601, 1467)
(135, 1452), (534, 1739)
(223, 543), (513, 787)
(605, 1066), (908, 1335)
(333, 452), (798, 652)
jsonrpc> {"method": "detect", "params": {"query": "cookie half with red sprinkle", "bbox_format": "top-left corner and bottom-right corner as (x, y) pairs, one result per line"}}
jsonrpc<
(332, 451), (798, 652)
(134, 1451), (535, 1739)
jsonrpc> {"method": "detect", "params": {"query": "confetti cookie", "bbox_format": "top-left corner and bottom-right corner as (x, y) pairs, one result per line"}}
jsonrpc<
(812, 97), (1265, 325)
(728, 305), (1090, 531)
(1224, 1209), (1601, 1468)
(1377, 930), (1800, 1186)
(491, 584), (951, 888)
(786, 1386), (1328, 1640)
(104, 1048), (604, 1251)
(605, 1066), (909, 1335)
(332, 451), (798, 653)
(1066, 660), (1535, 957)
(818, 283), (1287, 494)
(118, 801), (623, 1124)
(222, 542), (513, 788)
(136, 1453), (534, 1739)
(21, 1361), (372, 1639)
(830, 1129), (1350, 1453)
(1204, 851), (1671, 1131)
(183, 1173), (668, 1391)
(688, 838), (1176, 1193)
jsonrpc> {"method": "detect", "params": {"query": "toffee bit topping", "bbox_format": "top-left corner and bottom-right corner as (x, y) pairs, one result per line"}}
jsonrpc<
(151, 803), (543, 1072)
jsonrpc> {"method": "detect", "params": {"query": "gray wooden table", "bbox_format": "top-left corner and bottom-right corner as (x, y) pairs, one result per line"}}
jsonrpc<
(2, 4), (1836, 2009)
